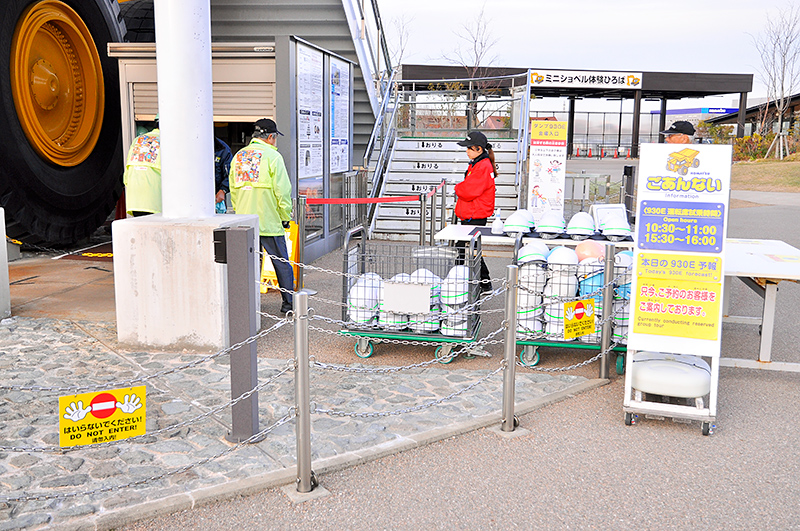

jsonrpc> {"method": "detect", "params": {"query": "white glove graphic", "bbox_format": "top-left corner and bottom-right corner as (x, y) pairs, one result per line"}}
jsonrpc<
(116, 394), (143, 414)
(585, 303), (594, 317)
(64, 401), (91, 422)
(565, 306), (575, 321)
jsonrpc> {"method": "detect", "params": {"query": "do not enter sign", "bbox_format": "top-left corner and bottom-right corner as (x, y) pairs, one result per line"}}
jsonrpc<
(564, 298), (596, 339)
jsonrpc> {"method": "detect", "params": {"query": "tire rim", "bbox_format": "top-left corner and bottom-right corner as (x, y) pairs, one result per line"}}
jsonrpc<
(11, 0), (104, 167)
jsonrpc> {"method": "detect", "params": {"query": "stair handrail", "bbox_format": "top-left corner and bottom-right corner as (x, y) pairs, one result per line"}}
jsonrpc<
(514, 70), (533, 206)
(365, 91), (401, 224)
(363, 68), (398, 168)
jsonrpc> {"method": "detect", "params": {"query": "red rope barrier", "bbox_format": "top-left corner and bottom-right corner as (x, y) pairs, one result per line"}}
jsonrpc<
(306, 195), (420, 205)
(425, 179), (447, 199)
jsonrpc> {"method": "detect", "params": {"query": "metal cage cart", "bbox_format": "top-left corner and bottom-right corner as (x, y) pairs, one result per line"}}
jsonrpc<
(512, 235), (630, 371)
(341, 226), (483, 363)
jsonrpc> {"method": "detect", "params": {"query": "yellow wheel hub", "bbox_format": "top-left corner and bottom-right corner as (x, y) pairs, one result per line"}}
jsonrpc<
(11, 0), (105, 167)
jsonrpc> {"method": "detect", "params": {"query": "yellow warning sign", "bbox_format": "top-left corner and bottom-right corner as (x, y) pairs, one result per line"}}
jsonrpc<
(58, 386), (146, 447)
(563, 298), (596, 340)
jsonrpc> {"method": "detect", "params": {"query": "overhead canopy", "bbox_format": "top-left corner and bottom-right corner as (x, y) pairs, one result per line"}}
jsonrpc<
(398, 64), (752, 100)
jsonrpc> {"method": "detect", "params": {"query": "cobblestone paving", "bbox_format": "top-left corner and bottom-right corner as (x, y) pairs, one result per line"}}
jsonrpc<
(0, 316), (591, 530)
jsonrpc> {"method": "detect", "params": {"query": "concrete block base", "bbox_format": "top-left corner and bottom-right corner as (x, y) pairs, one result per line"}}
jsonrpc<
(112, 214), (259, 351)
(487, 425), (531, 439)
(281, 484), (331, 504)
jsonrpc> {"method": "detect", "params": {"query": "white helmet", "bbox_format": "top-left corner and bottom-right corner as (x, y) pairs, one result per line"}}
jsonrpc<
(517, 241), (550, 264)
(546, 246), (579, 265)
(503, 210), (532, 235)
(600, 213), (632, 241)
(535, 210), (565, 238)
(517, 209), (535, 226)
(566, 212), (596, 240)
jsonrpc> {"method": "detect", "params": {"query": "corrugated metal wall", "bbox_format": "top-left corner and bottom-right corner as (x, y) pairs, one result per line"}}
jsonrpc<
(211, 0), (375, 166)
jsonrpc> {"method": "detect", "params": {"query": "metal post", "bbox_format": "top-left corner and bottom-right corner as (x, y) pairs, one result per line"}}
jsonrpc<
(439, 181), (447, 230)
(502, 264), (519, 432)
(599, 243), (616, 379)
(296, 196), (317, 295)
(419, 193), (427, 245)
(428, 189), (435, 246)
(216, 226), (259, 442)
(294, 290), (314, 493)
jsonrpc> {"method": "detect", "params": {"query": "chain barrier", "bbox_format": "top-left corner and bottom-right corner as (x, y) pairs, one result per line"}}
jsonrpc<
(0, 319), (291, 393)
(4, 237), (114, 259)
(515, 341), (621, 373)
(316, 364), (505, 419)
(0, 412), (296, 503)
(259, 249), (506, 287)
(311, 324), (507, 374)
(0, 363), (294, 454)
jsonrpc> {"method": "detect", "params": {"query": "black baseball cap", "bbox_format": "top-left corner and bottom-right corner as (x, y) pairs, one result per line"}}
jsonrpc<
(457, 131), (488, 148)
(660, 121), (695, 136)
(254, 118), (283, 136)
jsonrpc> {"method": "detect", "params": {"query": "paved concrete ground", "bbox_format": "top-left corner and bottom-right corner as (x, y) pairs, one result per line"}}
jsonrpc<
(1, 200), (798, 530)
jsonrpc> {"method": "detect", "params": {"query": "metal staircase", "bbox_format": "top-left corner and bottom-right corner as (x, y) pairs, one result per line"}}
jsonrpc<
(364, 73), (532, 241)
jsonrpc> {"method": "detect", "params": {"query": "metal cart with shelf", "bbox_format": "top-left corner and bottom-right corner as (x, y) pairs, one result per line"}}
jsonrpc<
(341, 226), (484, 363)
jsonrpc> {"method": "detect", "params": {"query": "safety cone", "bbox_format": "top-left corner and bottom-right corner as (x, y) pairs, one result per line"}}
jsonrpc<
(588, 147), (592, 158)
(576, 147), (580, 157)
(614, 148), (619, 158)
(626, 148), (631, 160)
(601, 149), (605, 159)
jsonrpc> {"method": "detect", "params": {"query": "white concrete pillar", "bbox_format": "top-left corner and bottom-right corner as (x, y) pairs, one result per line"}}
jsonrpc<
(154, 0), (215, 218)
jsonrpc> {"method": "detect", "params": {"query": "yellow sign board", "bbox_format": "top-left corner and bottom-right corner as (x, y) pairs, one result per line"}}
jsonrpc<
(631, 279), (721, 341)
(529, 120), (568, 143)
(563, 299), (597, 340)
(59, 386), (146, 447)
(637, 252), (721, 282)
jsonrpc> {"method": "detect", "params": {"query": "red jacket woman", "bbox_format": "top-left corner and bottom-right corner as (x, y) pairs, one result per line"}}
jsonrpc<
(453, 131), (497, 291)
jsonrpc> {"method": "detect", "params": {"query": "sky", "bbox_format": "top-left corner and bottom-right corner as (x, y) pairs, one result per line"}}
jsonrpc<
(377, 0), (791, 112)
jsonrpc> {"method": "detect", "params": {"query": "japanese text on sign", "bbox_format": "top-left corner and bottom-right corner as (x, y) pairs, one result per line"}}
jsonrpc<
(59, 386), (146, 447)
(633, 279), (721, 341)
(638, 201), (724, 253)
(563, 299), (596, 339)
(637, 252), (721, 282)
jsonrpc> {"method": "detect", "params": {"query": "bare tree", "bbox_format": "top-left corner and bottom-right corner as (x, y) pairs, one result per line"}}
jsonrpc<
(442, 5), (503, 130)
(387, 14), (413, 68)
(753, 4), (800, 158)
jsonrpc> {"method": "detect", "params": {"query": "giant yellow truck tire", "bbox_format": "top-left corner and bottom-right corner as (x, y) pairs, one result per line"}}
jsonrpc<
(0, 0), (125, 244)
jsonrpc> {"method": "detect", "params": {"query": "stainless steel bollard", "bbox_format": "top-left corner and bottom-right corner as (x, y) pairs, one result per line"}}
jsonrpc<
(439, 182), (447, 231)
(599, 243), (616, 379)
(294, 290), (314, 492)
(297, 196), (306, 291)
(428, 189), (435, 246)
(419, 193), (427, 245)
(502, 264), (519, 432)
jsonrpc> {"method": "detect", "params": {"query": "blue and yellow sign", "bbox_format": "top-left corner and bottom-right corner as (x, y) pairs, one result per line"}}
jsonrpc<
(59, 386), (146, 447)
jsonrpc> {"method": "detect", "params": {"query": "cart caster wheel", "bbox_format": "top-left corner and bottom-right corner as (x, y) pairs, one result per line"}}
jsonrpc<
(624, 412), (636, 426)
(616, 354), (625, 375)
(519, 346), (540, 367)
(701, 422), (714, 436)
(435, 345), (455, 364)
(354, 340), (374, 358)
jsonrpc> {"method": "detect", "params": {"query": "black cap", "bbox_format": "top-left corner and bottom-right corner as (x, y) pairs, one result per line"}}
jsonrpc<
(457, 131), (488, 148)
(660, 121), (695, 136)
(254, 118), (283, 136)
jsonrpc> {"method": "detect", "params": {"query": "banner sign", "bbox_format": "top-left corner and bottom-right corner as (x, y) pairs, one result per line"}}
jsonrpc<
(527, 120), (567, 222)
(628, 144), (731, 357)
(59, 386), (146, 447)
(530, 69), (642, 90)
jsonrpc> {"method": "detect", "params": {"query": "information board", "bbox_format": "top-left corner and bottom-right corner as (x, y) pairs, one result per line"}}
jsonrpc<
(330, 57), (350, 174)
(628, 144), (731, 357)
(296, 43), (323, 179)
(527, 120), (567, 222)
